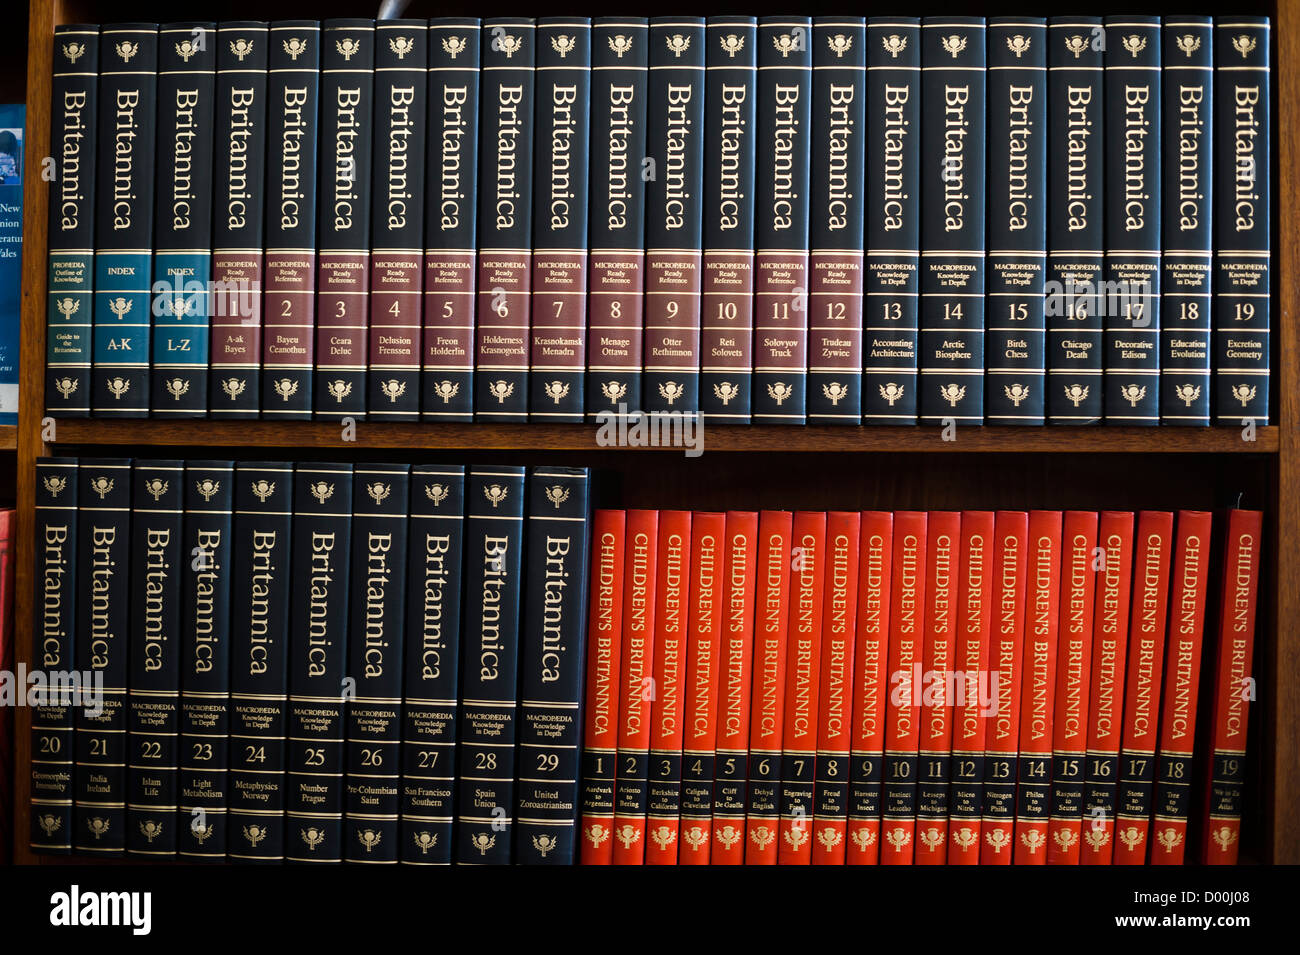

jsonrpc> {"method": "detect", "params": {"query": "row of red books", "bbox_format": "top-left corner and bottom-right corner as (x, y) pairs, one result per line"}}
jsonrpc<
(576, 508), (1262, 865)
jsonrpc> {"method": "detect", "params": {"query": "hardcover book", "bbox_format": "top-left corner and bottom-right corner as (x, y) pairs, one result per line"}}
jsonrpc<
(881, 510), (925, 863)
(916, 511), (959, 864)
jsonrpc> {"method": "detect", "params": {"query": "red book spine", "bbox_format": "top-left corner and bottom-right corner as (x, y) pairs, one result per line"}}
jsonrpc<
(980, 511), (1028, 865)
(1202, 509), (1263, 866)
(881, 511), (927, 864)
(712, 511), (759, 864)
(0, 510), (12, 864)
(812, 512), (860, 864)
(611, 511), (659, 864)
(1112, 511), (1175, 864)
(744, 511), (793, 864)
(645, 510), (692, 864)
(1046, 511), (1099, 865)
(915, 512), (960, 864)
(1149, 511), (1212, 865)
(947, 511), (995, 865)
(847, 512), (892, 864)
(1081, 511), (1136, 864)
(578, 511), (626, 864)
(777, 512), (827, 864)
(679, 513), (726, 863)
(1013, 511), (1064, 864)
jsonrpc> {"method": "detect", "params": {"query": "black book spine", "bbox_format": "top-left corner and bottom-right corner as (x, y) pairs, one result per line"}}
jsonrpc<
(529, 20), (591, 422)
(46, 27), (98, 418)
(807, 18), (866, 424)
(863, 18), (920, 424)
(210, 23), (270, 420)
(400, 465), (465, 864)
(1103, 17), (1162, 425)
(367, 22), (428, 421)
(151, 23), (217, 418)
(643, 18), (706, 418)
(1046, 18), (1105, 424)
(1160, 19), (1214, 425)
(177, 460), (235, 859)
(73, 456), (132, 854)
(454, 465), (526, 864)
(285, 463), (353, 862)
(92, 25), (157, 418)
(315, 20), (375, 420)
(586, 18), (649, 421)
(1213, 17), (1270, 425)
(985, 19), (1047, 425)
(474, 19), (535, 422)
(343, 465), (411, 863)
(261, 21), (321, 420)
(422, 19), (480, 422)
(228, 462), (294, 862)
(752, 17), (813, 425)
(515, 467), (592, 864)
(699, 16), (757, 425)
(125, 460), (184, 857)
(31, 458), (79, 853)
(919, 18), (986, 425)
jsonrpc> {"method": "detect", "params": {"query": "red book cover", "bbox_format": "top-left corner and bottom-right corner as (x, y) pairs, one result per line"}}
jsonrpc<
(679, 513), (726, 863)
(947, 511), (995, 865)
(712, 512), (759, 864)
(745, 511), (793, 864)
(812, 512), (861, 864)
(1013, 511), (1064, 864)
(0, 510), (12, 864)
(1081, 511), (1136, 864)
(1046, 512), (1099, 865)
(847, 512), (893, 865)
(980, 511), (1028, 865)
(646, 511), (692, 864)
(1113, 511), (1175, 864)
(1202, 509), (1263, 866)
(881, 511), (927, 864)
(915, 512), (960, 864)
(1149, 511), (1212, 865)
(777, 511), (827, 864)
(578, 511), (626, 863)
(611, 511), (659, 864)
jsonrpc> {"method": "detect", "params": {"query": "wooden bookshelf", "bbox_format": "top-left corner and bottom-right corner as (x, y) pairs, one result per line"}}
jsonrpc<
(9, 0), (1298, 864)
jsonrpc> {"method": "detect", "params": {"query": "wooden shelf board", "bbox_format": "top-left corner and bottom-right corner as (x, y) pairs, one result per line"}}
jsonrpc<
(44, 420), (1280, 453)
(0, 425), (15, 450)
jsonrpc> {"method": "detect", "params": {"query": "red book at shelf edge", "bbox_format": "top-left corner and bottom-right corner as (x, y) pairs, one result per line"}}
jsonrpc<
(579, 511), (626, 864)
(1202, 509), (1263, 866)
(0, 510), (13, 866)
(915, 512), (959, 865)
(1149, 511), (1213, 866)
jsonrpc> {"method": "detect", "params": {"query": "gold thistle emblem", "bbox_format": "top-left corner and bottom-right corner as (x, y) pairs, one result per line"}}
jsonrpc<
(55, 377), (79, 399)
(543, 380), (570, 404)
(750, 826), (775, 851)
(784, 825), (810, 850)
(715, 825), (742, 849)
(666, 34), (692, 58)
(1155, 828), (1183, 853)
(766, 381), (794, 405)
(1211, 826), (1238, 851)
(442, 36), (468, 59)
(273, 377), (299, 401)
(1232, 383), (1257, 406)
(1120, 383), (1147, 407)
(720, 34), (745, 58)
(1064, 383), (1089, 407)
(773, 33), (800, 58)
(230, 38), (255, 61)
(413, 831), (438, 854)
(175, 39), (200, 62)
(62, 42), (87, 64)
(358, 829), (382, 852)
(683, 827), (709, 851)
(601, 380), (628, 403)
(195, 478), (221, 502)
(545, 485), (570, 508)
(144, 478), (169, 501)
(713, 381), (740, 405)
(551, 35), (576, 58)
(1006, 35), (1031, 58)
(424, 483), (450, 506)
(616, 825), (640, 849)
(1232, 35), (1257, 58)
(115, 41), (139, 63)
(243, 824), (267, 847)
(326, 379), (352, 403)
(379, 379), (407, 402)
(389, 36), (415, 59)
(107, 376), (131, 400)
(1053, 828), (1079, 851)
(1004, 383), (1030, 407)
(56, 296), (80, 319)
(1175, 383), (1201, 407)
(1122, 34), (1147, 57)
(1065, 35), (1089, 58)
(822, 381), (849, 406)
(941, 34), (967, 58)
(609, 35), (634, 58)
(38, 814), (62, 837)
(851, 828), (877, 851)
(335, 38), (362, 61)
(879, 382), (905, 406)
(884, 826), (911, 851)
(139, 820), (163, 843)
(220, 377), (246, 399)
(939, 382), (966, 407)
(283, 37), (309, 60)
(532, 834), (558, 857)
(432, 379), (460, 403)
(367, 482), (390, 505)
(649, 825), (676, 850)
(951, 827), (978, 850)
(484, 484), (509, 508)
(301, 827), (325, 850)
(817, 829), (843, 852)
(43, 475), (68, 497)
(87, 817), (111, 839)
(251, 480), (276, 502)
(658, 381), (685, 405)
(165, 377), (190, 400)
(1117, 826), (1144, 851)
(470, 832), (496, 855)
(918, 828), (944, 851)
(495, 34), (523, 59)
(882, 34), (907, 58)
(828, 34), (853, 58)
(191, 825), (214, 845)
(1176, 34), (1201, 56)
(984, 828), (1011, 853)
(89, 476), (115, 499)
(1020, 829), (1047, 854)
(488, 379), (515, 403)
(109, 296), (133, 318)
(309, 481), (335, 504)
(1082, 828), (1110, 850)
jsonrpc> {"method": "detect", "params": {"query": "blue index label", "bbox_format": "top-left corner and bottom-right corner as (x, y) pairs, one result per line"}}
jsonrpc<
(94, 250), (152, 413)
(153, 250), (211, 366)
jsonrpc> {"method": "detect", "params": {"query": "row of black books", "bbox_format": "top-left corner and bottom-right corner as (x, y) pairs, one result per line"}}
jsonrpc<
(43, 15), (1271, 427)
(31, 457), (593, 864)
